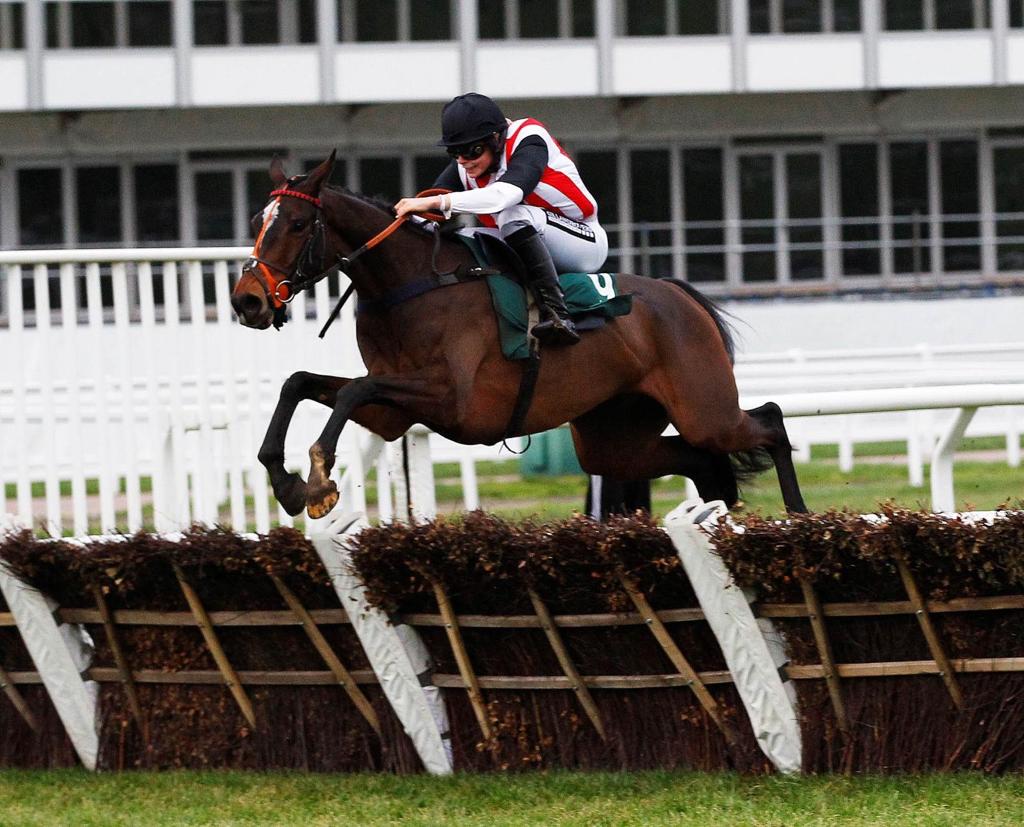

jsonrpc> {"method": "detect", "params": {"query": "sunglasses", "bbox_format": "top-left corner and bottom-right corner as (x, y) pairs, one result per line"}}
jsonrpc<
(447, 142), (488, 161)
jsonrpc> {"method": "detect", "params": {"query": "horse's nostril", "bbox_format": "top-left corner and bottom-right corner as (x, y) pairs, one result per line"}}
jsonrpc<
(232, 292), (264, 320)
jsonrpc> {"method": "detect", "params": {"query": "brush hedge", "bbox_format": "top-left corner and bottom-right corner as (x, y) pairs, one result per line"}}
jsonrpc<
(711, 507), (1024, 773)
(3, 508), (1024, 774)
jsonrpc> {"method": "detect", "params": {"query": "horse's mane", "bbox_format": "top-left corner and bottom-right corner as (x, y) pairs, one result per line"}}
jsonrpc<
(319, 182), (438, 238)
(321, 183), (395, 215)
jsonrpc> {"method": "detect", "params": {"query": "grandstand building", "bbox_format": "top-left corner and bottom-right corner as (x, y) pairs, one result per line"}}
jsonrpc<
(1, 0), (1023, 313)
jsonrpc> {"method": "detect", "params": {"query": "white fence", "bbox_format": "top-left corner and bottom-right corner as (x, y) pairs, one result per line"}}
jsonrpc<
(736, 343), (1024, 483)
(4, 246), (1024, 535)
(0, 246), (504, 536)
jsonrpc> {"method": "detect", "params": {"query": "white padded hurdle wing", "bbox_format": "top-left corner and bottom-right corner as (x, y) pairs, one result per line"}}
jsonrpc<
(665, 499), (802, 774)
(0, 563), (99, 770)
(310, 512), (453, 775)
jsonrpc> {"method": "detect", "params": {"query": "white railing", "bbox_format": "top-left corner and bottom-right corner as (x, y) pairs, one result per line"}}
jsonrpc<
(741, 384), (1024, 512)
(0, 247), (503, 536)
(734, 344), (1024, 481)
(5, 246), (1024, 535)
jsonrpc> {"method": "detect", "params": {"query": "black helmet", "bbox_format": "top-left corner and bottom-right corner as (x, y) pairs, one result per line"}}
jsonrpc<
(436, 93), (507, 147)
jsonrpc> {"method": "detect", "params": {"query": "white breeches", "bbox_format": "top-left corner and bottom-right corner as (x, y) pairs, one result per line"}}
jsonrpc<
(495, 204), (609, 273)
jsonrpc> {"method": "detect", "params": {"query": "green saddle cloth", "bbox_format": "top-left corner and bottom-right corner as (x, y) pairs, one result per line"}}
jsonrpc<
(457, 234), (633, 360)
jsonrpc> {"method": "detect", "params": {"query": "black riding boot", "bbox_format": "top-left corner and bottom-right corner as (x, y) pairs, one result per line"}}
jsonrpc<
(505, 225), (581, 346)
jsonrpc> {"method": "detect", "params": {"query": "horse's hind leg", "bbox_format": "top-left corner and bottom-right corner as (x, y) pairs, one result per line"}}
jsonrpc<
(570, 396), (742, 506)
(745, 402), (808, 513)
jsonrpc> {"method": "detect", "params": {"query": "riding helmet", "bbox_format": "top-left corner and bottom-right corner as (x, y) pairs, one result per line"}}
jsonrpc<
(436, 93), (508, 147)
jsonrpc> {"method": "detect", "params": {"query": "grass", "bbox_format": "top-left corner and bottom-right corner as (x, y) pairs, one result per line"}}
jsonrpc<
(18, 446), (1024, 536)
(1, 769), (1024, 826)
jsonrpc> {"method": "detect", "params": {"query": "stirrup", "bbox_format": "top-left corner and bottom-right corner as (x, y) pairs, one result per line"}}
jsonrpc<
(532, 316), (580, 346)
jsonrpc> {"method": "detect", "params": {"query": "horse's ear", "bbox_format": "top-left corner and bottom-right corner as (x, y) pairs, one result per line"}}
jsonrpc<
(269, 155), (287, 187)
(304, 150), (336, 194)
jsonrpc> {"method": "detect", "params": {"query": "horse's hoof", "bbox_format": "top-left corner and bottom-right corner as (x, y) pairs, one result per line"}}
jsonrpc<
(306, 482), (339, 519)
(275, 473), (308, 517)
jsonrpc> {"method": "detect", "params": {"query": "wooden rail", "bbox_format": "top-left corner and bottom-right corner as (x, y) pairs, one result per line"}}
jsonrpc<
(6, 656), (1024, 689)
(17, 593), (1021, 630)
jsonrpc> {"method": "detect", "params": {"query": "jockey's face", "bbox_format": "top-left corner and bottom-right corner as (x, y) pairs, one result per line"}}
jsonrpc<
(456, 140), (496, 178)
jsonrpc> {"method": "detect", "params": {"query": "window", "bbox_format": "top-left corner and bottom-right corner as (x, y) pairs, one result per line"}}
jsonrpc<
(128, 1), (172, 46)
(1013, 1), (1024, 27)
(339, 0), (454, 42)
(358, 157), (402, 203)
(838, 144), (881, 276)
(576, 150), (618, 271)
(195, 0), (317, 46)
(415, 155), (450, 191)
(410, 0), (452, 40)
(479, 0), (595, 39)
(18, 169), (64, 247)
(884, 0), (989, 30)
(889, 142), (931, 275)
(354, 0), (397, 41)
(134, 164), (180, 243)
(0, 2), (25, 50)
(738, 154), (775, 282)
(786, 153), (824, 280)
(749, 0), (861, 33)
(682, 148), (725, 283)
(994, 146), (1024, 271)
(46, 1), (173, 48)
(939, 140), (980, 272)
(76, 166), (122, 245)
(630, 149), (673, 277)
(620, 0), (724, 35)
(195, 171), (235, 242)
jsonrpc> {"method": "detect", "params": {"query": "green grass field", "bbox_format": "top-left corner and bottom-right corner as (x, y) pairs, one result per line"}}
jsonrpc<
(2, 769), (1024, 826)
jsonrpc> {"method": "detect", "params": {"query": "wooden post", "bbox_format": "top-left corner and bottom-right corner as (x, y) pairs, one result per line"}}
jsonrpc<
(268, 573), (381, 736)
(895, 556), (964, 708)
(798, 575), (851, 735)
(429, 577), (493, 742)
(526, 588), (607, 742)
(618, 574), (737, 745)
(0, 662), (39, 732)
(172, 563), (257, 728)
(92, 584), (144, 729)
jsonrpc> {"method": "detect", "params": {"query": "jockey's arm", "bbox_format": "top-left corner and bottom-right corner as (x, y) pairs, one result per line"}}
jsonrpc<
(395, 137), (549, 219)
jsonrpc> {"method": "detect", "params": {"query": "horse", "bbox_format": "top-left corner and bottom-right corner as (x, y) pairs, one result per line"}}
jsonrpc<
(230, 152), (808, 519)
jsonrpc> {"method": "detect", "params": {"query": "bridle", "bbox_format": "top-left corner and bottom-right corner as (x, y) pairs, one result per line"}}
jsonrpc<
(241, 188), (332, 317)
(241, 185), (446, 330)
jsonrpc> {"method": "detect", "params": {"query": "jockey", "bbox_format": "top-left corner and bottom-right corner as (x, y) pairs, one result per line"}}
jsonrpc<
(395, 93), (608, 347)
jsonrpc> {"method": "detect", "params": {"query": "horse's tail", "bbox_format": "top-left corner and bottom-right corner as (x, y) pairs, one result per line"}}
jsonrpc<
(660, 277), (773, 484)
(659, 278), (737, 363)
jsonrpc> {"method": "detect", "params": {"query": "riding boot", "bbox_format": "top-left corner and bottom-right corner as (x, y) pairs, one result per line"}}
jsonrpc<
(504, 225), (581, 346)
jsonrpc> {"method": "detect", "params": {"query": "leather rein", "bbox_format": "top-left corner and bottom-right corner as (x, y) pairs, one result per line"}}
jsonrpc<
(242, 187), (448, 332)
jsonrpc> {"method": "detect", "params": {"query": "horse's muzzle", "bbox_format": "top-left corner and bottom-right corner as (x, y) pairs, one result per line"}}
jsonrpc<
(231, 291), (272, 329)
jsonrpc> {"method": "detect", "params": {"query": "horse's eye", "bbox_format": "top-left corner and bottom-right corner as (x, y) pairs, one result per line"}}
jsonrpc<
(291, 220), (306, 231)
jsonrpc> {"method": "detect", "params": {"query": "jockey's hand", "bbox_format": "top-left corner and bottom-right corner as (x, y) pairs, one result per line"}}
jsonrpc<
(394, 195), (442, 219)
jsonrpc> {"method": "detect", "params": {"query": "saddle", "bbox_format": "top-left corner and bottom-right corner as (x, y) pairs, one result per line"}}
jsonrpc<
(454, 229), (633, 361)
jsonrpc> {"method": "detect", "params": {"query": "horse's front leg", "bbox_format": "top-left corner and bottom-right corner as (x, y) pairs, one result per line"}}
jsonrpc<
(258, 371), (351, 516)
(305, 374), (436, 518)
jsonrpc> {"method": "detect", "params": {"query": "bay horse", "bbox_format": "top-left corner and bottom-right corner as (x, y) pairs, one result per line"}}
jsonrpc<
(230, 152), (807, 519)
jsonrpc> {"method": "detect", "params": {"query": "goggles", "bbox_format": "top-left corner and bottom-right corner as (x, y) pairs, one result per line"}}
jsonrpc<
(446, 142), (488, 161)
